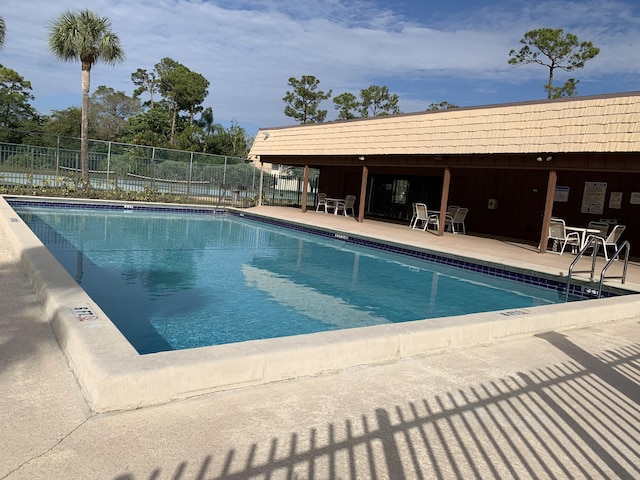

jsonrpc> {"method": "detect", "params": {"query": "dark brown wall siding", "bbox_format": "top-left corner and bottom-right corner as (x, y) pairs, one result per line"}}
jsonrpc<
(456, 169), (638, 246)
(318, 165), (638, 248)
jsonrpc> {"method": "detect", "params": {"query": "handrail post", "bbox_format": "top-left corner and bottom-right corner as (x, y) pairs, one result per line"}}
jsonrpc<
(565, 236), (601, 301)
(598, 241), (631, 298)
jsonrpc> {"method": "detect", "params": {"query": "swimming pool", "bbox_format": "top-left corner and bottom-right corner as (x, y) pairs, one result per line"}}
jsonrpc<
(4, 196), (640, 412)
(13, 201), (578, 354)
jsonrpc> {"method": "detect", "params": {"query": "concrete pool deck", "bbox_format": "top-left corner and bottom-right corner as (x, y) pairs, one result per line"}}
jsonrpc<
(2, 198), (640, 478)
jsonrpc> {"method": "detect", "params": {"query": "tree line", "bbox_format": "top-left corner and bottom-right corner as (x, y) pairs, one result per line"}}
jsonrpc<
(0, 10), (253, 184)
(283, 28), (600, 124)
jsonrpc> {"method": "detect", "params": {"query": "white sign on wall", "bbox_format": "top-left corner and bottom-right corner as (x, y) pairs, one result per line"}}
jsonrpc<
(631, 192), (640, 205)
(581, 182), (607, 214)
(609, 192), (623, 209)
(554, 186), (570, 202)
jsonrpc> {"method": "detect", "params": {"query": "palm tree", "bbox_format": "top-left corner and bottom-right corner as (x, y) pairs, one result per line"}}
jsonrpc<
(0, 16), (6, 49)
(48, 9), (124, 184)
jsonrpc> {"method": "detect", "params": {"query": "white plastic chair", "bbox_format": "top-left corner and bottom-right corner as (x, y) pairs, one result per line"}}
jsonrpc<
(586, 224), (626, 260)
(411, 203), (430, 230)
(445, 207), (468, 234)
(587, 221), (609, 237)
(409, 203), (418, 228)
(316, 193), (333, 213)
(334, 195), (356, 217)
(426, 213), (439, 232)
(548, 218), (581, 255)
(447, 205), (460, 217)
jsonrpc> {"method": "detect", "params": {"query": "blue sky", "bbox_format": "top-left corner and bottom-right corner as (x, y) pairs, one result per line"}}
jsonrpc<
(2, 0), (640, 135)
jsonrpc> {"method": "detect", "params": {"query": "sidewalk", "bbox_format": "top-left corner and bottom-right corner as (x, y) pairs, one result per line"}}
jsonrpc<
(1, 205), (639, 479)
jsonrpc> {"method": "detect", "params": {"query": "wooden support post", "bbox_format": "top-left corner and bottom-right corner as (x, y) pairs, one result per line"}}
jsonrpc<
(539, 169), (557, 253)
(358, 165), (368, 223)
(301, 164), (309, 212)
(257, 160), (264, 206)
(437, 167), (451, 236)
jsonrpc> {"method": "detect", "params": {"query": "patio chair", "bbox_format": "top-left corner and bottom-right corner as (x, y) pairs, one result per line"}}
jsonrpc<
(335, 195), (356, 217)
(586, 224), (626, 261)
(411, 203), (430, 230)
(316, 193), (333, 213)
(445, 207), (468, 234)
(548, 218), (581, 255)
(425, 212), (439, 232)
(409, 203), (419, 228)
(587, 221), (609, 237)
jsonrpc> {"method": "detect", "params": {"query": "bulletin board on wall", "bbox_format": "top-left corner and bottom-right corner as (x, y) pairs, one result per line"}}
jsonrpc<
(581, 182), (607, 214)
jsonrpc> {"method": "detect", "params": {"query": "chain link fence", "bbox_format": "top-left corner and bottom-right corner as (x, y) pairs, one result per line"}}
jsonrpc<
(0, 137), (319, 208)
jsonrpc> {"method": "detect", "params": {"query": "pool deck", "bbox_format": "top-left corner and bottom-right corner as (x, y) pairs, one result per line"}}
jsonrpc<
(2, 201), (640, 479)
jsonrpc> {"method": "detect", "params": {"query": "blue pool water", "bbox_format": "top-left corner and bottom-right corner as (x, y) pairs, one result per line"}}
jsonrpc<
(15, 205), (572, 354)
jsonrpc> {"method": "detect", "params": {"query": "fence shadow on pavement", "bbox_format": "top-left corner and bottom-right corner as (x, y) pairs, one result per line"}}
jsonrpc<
(116, 330), (640, 479)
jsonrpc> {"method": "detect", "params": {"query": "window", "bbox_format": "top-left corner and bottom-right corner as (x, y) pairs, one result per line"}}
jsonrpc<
(392, 179), (409, 204)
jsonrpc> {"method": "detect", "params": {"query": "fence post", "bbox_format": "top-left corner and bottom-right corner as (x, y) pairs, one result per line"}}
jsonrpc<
(188, 152), (193, 197)
(151, 146), (156, 196)
(252, 162), (256, 190)
(30, 146), (34, 186)
(223, 156), (227, 185)
(273, 175), (277, 205)
(107, 141), (112, 190)
(55, 136), (60, 187)
(75, 152), (79, 185)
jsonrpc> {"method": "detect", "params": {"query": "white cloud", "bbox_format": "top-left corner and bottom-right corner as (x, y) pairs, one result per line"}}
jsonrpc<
(2, 0), (639, 133)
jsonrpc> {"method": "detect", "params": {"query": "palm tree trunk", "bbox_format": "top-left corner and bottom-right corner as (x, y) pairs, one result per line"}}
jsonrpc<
(81, 63), (91, 185)
(170, 102), (177, 143)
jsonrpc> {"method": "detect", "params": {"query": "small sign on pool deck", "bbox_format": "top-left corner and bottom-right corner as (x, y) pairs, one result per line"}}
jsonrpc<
(73, 306), (99, 322)
(500, 309), (530, 316)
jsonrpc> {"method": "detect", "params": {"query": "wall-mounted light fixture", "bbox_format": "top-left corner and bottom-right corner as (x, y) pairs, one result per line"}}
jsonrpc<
(358, 156), (365, 161)
(536, 155), (553, 162)
(263, 132), (270, 140)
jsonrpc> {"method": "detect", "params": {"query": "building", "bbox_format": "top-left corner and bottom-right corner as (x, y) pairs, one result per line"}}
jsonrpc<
(249, 91), (640, 253)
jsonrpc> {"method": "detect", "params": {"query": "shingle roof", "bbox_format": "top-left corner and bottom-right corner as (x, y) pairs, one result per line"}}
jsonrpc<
(250, 92), (640, 157)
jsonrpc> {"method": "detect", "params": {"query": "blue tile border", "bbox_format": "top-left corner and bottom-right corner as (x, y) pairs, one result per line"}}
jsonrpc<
(6, 198), (226, 216)
(6, 198), (616, 300)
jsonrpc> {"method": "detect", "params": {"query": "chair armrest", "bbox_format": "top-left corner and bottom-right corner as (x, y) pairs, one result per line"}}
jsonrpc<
(585, 234), (605, 243)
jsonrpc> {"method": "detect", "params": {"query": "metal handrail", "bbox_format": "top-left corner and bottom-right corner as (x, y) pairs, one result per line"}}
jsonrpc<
(565, 236), (601, 301)
(598, 241), (631, 298)
(565, 237), (631, 301)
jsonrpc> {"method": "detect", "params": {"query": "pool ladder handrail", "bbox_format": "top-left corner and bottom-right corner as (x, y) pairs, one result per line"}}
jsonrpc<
(565, 237), (630, 301)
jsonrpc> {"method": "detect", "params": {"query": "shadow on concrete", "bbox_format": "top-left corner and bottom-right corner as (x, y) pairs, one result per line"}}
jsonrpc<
(0, 259), (46, 372)
(116, 333), (640, 479)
